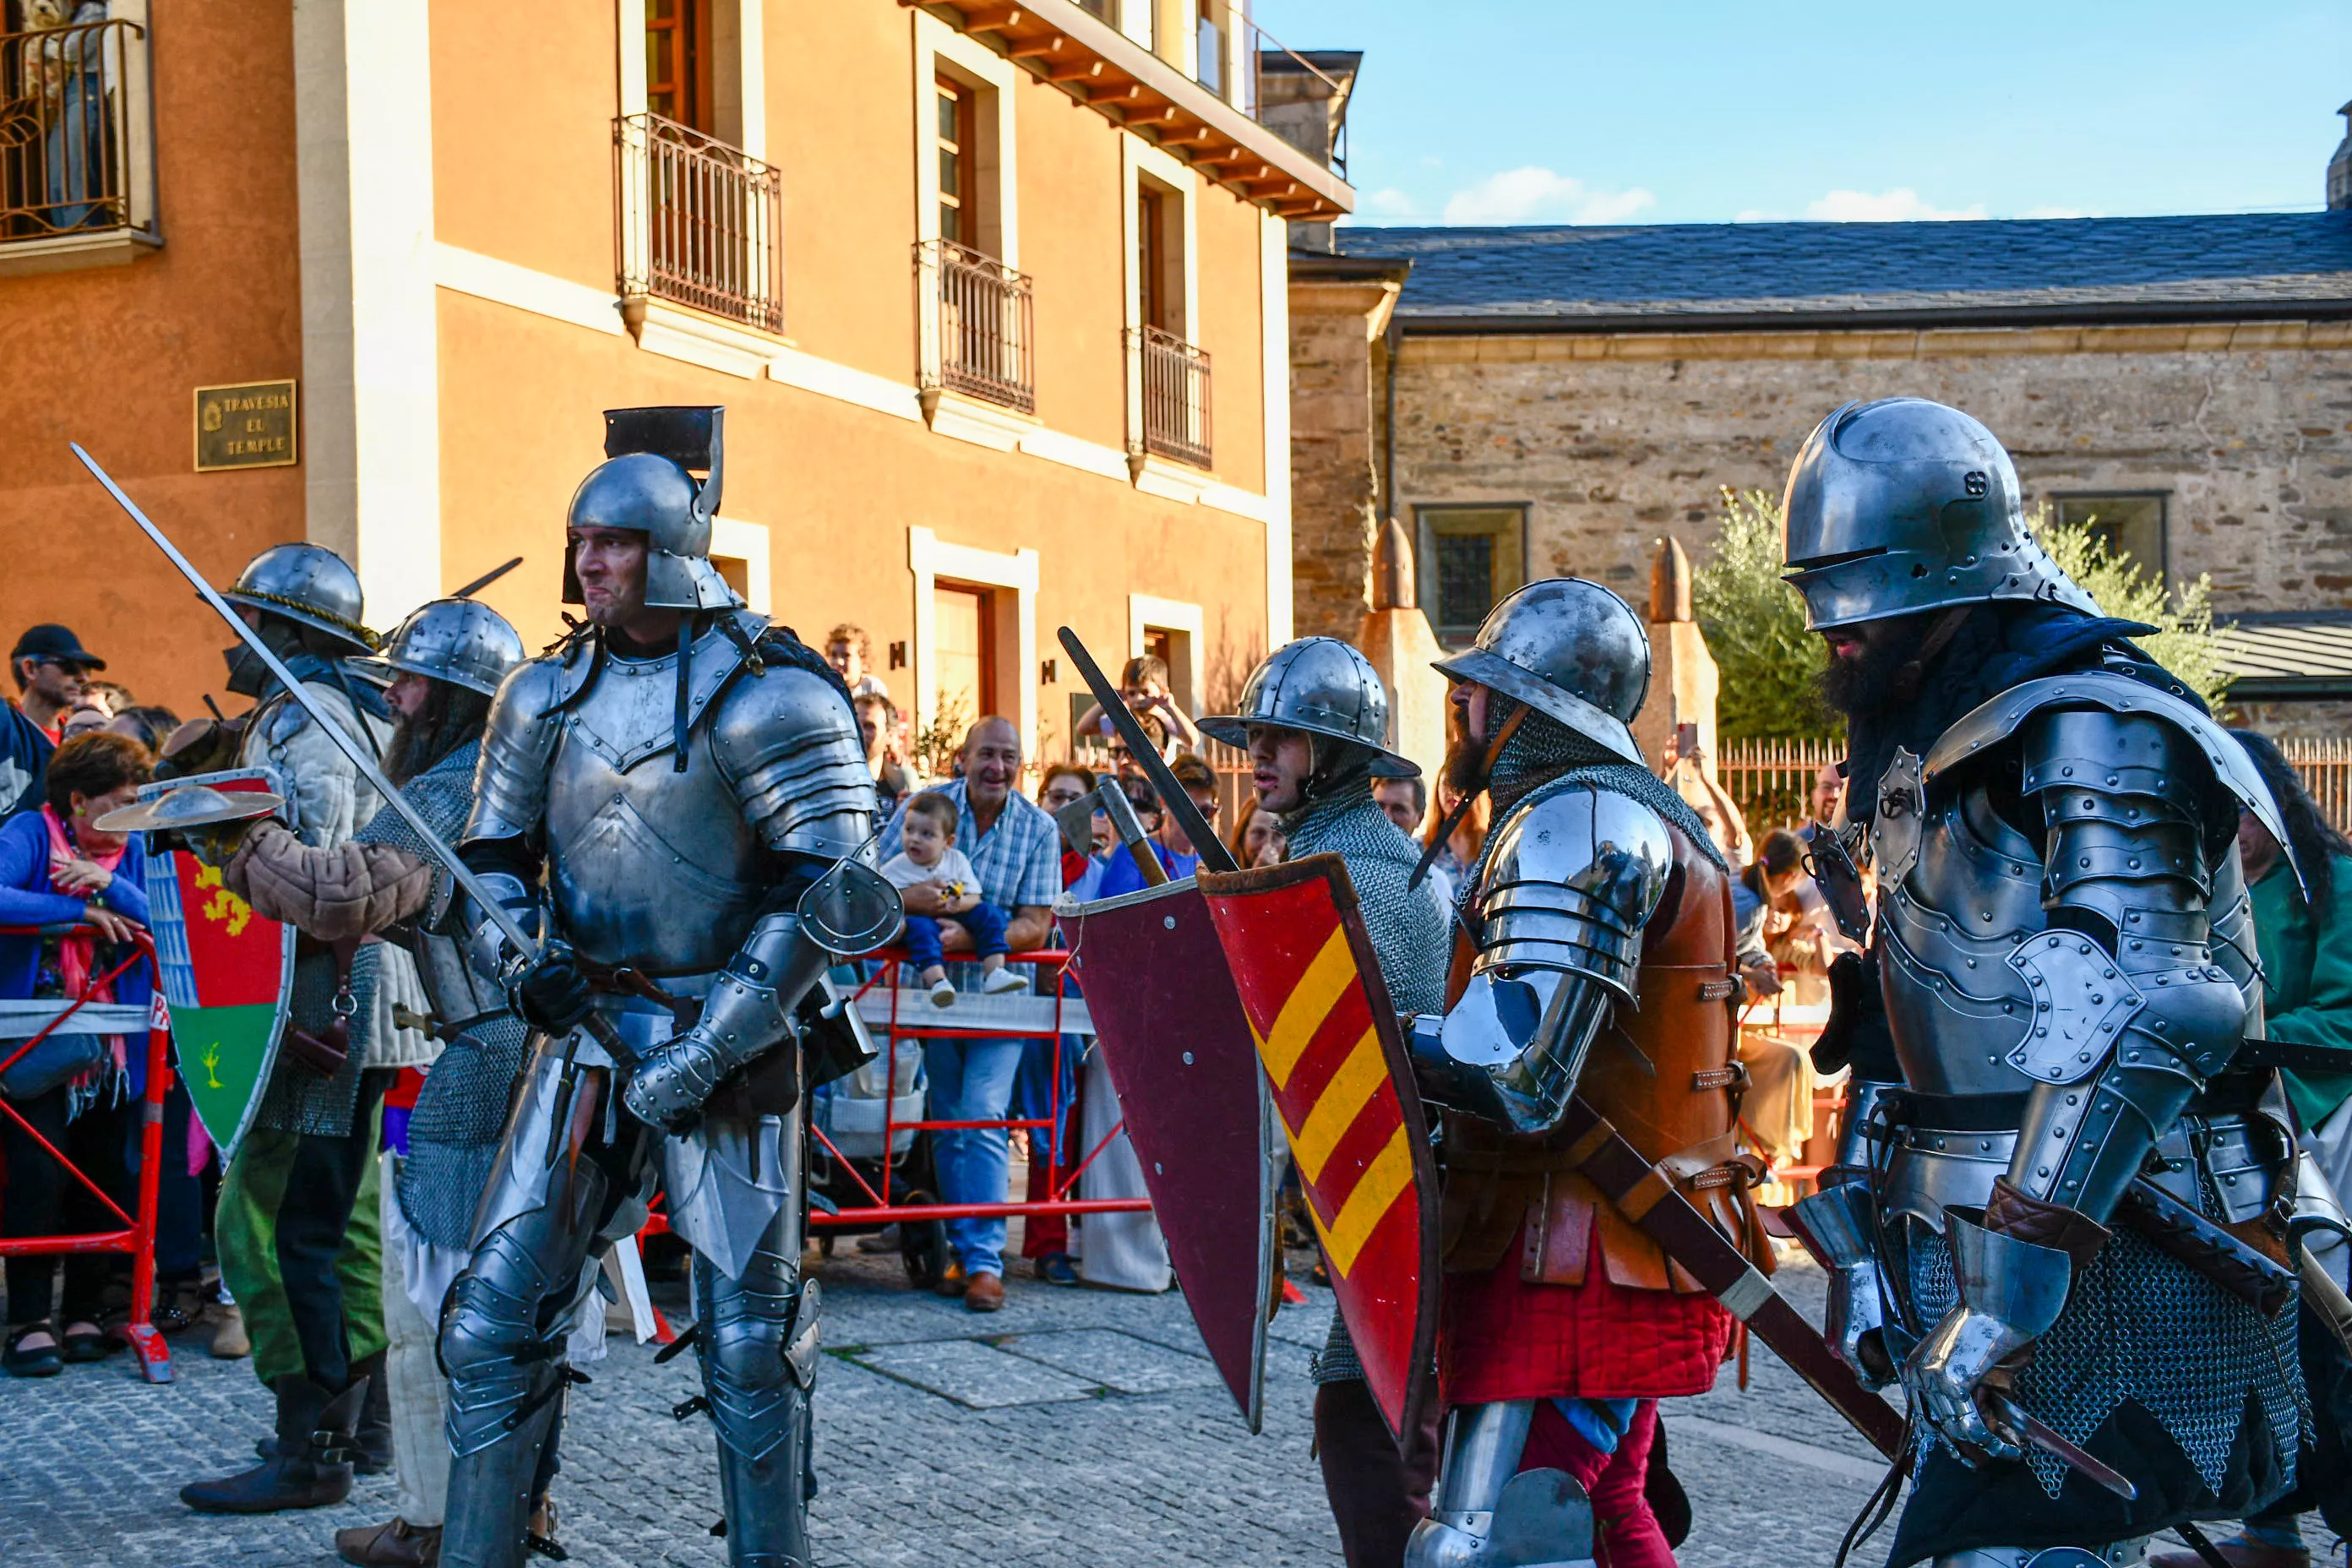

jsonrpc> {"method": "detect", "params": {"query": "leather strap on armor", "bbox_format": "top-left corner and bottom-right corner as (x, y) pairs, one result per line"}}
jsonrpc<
(1982, 1176), (2112, 1267)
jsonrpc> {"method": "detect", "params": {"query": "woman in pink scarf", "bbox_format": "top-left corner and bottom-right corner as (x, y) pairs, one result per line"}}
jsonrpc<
(0, 732), (150, 1378)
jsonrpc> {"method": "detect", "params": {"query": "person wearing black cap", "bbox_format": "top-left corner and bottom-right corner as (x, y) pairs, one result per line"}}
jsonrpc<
(3, 624), (105, 819)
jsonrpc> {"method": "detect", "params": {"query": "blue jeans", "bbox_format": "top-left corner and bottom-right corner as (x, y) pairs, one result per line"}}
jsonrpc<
(923, 1034), (1024, 1277)
(903, 901), (1010, 972)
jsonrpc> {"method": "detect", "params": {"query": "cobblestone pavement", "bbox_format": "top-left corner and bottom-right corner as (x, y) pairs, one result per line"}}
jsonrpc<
(0, 1242), (2316, 1567)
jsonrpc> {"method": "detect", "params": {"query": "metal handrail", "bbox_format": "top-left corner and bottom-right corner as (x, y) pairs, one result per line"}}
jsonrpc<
(1131, 324), (1212, 470)
(612, 111), (784, 334)
(919, 237), (1036, 414)
(0, 16), (143, 238)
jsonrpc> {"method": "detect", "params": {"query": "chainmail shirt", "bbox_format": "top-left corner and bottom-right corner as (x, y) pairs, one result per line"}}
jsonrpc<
(1286, 782), (1450, 1386)
(346, 740), (537, 1249)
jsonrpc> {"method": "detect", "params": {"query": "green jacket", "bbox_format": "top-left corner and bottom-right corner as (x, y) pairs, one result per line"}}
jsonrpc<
(2248, 851), (2352, 1128)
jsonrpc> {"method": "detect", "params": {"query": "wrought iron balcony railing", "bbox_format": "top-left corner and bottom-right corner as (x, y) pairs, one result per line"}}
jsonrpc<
(613, 112), (783, 334)
(1132, 324), (1211, 470)
(0, 15), (155, 255)
(919, 238), (1035, 414)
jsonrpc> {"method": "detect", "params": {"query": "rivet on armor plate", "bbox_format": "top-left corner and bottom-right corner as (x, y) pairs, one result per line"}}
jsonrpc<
(1162, 916), (1176, 929)
(1182, 1051), (1194, 1065)
(1980, 1141), (1993, 1152)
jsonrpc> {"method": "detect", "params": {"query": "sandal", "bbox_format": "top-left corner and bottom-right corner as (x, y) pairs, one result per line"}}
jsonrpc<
(1032, 1252), (1080, 1286)
(3, 1323), (62, 1378)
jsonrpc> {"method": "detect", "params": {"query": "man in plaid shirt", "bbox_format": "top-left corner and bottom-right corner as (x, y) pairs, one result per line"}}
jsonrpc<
(876, 716), (1061, 1312)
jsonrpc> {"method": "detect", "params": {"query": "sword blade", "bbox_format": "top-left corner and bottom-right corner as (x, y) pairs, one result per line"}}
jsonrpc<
(1057, 626), (1237, 874)
(73, 443), (539, 961)
(451, 556), (524, 600)
(1990, 1394), (2139, 1501)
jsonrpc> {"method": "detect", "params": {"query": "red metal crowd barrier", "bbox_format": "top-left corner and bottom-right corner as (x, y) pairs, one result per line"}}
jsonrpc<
(806, 945), (1149, 1228)
(0, 924), (172, 1382)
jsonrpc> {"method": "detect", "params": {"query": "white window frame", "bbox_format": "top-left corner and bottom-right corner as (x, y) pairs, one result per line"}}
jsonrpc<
(708, 517), (772, 612)
(907, 525), (1040, 760)
(1128, 594), (1206, 717)
(1120, 137), (1200, 457)
(913, 14), (1021, 392)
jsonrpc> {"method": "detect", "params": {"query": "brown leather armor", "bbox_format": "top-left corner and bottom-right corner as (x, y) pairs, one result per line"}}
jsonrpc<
(1440, 820), (1772, 1293)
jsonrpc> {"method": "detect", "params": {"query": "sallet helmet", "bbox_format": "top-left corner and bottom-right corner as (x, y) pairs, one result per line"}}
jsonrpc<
(1199, 636), (1418, 779)
(1779, 397), (2098, 631)
(381, 598), (525, 697)
(1432, 578), (1651, 766)
(562, 406), (740, 612)
(222, 543), (377, 653)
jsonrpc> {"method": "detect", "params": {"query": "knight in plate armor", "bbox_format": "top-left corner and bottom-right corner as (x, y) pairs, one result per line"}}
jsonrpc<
(439, 408), (883, 1568)
(181, 542), (429, 1518)
(217, 596), (564, 1564)
(1401, 579), (1769, 1568)
(1200, 636), (1451, 1566)
(1781, 397), (2306, 1567)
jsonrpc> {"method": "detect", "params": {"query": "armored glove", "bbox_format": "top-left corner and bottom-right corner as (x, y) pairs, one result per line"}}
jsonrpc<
(1785, 1179), (1894, 1388)
(511, 941), (594, 1037)
(620, 912), (823, 1134)
(1899, 1211), (2072, 1461)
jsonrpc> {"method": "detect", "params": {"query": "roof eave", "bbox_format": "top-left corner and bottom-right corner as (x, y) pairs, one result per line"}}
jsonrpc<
(1394, 296), (2352, 336)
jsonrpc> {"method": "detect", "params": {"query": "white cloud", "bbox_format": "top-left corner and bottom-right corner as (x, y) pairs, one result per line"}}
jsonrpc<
(1805, 188), (1987, 222)
(1362, 187), (1423, 219)
(1440, 166), (1657, 226)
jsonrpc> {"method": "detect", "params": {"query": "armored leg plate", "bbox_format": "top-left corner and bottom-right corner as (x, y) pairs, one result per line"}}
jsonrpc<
(696, 1198), (816, 1568)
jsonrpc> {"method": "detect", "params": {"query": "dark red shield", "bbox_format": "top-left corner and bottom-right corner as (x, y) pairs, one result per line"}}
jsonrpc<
(1199, 855), (1440, 1446)
(1065, 878), (1274, 1430)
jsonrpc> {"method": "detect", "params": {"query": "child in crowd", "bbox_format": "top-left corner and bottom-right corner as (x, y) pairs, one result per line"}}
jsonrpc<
(881, 792), (1028, 1006)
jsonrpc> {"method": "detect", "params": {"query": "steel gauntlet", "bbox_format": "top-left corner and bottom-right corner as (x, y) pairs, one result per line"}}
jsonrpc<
(1900, 1209), (2073, 1459)
(1786, 1179), (1892, 1387)
(622, 912), (831, 1132)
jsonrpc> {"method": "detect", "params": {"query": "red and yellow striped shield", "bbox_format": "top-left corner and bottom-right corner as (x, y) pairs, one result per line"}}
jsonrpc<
(1200, 855), (1438, 1444)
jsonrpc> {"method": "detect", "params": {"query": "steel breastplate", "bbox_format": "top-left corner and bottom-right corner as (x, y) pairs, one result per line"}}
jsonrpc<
(543, 645), (769, 974)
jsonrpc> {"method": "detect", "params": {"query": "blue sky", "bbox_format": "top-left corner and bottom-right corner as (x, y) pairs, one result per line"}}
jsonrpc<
(1256, 1), (2352, 227)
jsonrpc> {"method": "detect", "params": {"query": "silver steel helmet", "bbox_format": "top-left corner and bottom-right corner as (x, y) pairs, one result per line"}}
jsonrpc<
(221, 543), (377, 652)
(1780, 397), (2098, 630)
(1199, 636), (1418, 779)
(382, 598), (525, 697)
(561, 405), (738, 612)
(1432, 578), (1649, 767)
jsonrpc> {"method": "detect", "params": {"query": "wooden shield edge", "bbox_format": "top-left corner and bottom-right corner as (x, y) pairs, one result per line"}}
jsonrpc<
(1200, 852), (1441, 1450)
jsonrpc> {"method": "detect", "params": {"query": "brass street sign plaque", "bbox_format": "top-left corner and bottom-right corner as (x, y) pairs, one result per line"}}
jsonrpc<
(194, 380), (298, 472)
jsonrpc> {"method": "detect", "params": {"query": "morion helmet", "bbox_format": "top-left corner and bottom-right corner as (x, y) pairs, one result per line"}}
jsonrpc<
(563, 406), (739, 612)
(381, 598), (525, 697)
(1780, 397), (2097, 631)
(1433, 578), (1650, 767)
(222, 543), (377, 653)
(1200, 636), (1418, 779)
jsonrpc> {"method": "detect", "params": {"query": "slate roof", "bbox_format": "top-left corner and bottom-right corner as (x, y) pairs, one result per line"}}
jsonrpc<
(1334, 212), (2352, 332)
(2215, 613), (2352, 699)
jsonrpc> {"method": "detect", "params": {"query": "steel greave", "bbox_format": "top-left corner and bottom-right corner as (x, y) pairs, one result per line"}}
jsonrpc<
(439, 1056), (641, 1568)
(696, 1176), (817, 1568)
(1405, 1402), (1597, 1568)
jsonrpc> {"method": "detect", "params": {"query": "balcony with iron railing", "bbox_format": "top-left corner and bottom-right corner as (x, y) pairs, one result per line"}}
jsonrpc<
(1131, 324), (1211, 470)
(612, 112), (783, 335)
(0, 12), (157, 275)
(917, 237), (1036, 414)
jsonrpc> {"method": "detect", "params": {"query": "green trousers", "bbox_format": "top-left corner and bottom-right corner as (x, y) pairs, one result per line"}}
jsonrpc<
(214, 1081), (388, 1389)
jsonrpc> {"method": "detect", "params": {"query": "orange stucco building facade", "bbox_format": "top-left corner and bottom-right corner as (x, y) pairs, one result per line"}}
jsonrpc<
(0, 0), (1352, 758)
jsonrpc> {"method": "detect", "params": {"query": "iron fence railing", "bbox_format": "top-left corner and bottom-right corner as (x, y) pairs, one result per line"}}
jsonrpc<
(1132, 324), (1211, 469)
(0, 15), (141, 239)
(1718, 732), (2352, 836)
(921, 237), (1035, 413)
(613, 112), (783, 334)
(1241, 18), (1348, 177)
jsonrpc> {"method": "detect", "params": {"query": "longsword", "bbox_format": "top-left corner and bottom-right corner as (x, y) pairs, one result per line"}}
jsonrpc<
(71, 443), (632, 1064)
(1056, 626), (1237, 874)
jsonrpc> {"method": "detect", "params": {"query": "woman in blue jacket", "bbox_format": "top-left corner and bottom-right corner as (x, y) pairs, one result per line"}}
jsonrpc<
(0, 732), (151, 1377)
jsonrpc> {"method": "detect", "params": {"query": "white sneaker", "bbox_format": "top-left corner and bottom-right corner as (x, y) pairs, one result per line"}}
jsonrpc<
(928, 977), (957, 1007)
(981, 966), (1028, 995)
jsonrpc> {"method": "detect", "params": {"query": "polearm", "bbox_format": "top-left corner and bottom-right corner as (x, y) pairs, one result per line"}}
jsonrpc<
(71, 443), (629, 1057)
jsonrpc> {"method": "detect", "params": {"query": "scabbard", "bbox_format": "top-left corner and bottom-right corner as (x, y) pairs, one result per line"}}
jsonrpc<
(2114, 1177), (2295, 1320)
(1558, 1098), (1908, 1457)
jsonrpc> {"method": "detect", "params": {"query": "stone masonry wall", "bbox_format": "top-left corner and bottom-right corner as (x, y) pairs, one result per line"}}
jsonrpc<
(1376, 322), (2352, 736)
(1288, 280), (1399, 641)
